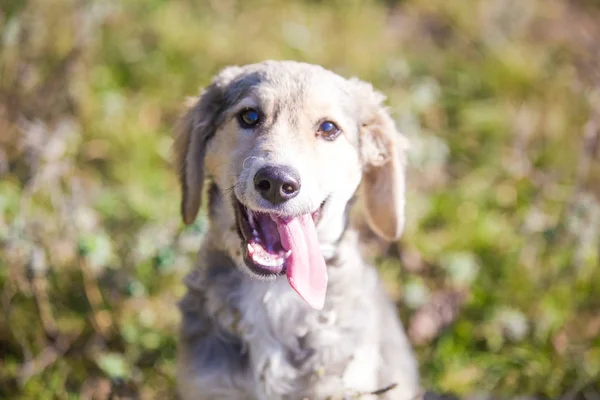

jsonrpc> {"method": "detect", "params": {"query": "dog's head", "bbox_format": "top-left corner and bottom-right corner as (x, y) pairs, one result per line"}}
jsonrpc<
(174, 61), (408, 309)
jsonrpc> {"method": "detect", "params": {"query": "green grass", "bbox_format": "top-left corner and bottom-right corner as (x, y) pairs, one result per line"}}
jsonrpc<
(1, 0), (599, 398)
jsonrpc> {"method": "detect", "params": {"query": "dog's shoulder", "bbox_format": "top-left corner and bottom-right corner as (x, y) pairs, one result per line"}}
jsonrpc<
(177, 249), (255, 400)
(179, 247), (246, 334)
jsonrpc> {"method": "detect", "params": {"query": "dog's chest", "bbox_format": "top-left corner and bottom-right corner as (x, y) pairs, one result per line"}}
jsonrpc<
(231, 278), (379, 399)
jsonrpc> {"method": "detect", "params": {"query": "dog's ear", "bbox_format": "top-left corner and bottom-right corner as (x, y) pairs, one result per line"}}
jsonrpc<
(173, 66), (243, 225)
(352, 78), (409, 241)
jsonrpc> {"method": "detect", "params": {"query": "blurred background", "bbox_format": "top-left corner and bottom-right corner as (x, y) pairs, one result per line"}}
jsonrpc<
(1, 0), (599, 398)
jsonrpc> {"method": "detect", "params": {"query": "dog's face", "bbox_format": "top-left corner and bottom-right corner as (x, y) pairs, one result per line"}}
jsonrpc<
(174, 61), (407, 308)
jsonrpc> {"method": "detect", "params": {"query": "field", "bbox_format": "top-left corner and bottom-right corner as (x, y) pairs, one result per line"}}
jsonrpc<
(1, 0), (599, 398)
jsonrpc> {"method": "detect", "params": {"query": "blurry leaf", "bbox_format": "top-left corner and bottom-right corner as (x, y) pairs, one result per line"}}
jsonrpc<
(96, 353), (131, 380)
(410, 77), (441, 112)
(126, 279), (147, 298)
(141, 331), (161, 350)
(121, 322), (140, 344)
(77, 233), (114, 272)
(485, 307), (530, 350)
(497, 308), (529, 342)
(409, 290), (466, 345)
(153, 246), (176, 272)
(404, 278), (431, 309)
(440, 252), (480, 287)
(0, 180), (21, 217)
(440, 364), (482, 394)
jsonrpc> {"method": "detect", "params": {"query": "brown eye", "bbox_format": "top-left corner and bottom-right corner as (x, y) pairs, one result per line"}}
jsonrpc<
(317, 121), (340, 140)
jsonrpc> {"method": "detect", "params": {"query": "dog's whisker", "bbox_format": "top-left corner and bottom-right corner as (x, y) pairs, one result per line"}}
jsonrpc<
(217, 185), (237, 201)
(242, 156), (261, 170)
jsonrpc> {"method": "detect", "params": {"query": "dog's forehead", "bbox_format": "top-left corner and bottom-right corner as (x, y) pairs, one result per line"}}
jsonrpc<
(227, 63), (352, 112)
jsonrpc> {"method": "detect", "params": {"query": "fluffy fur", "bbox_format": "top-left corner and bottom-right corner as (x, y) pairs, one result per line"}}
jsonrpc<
(174, 61), (419, 400)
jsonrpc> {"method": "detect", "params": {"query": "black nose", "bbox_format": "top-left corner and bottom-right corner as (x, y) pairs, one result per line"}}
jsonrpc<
(253, 165), (301, 204)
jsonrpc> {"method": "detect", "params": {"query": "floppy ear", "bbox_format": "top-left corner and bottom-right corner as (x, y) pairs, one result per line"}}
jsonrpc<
(352, 79), (409, 241)
(173, 67), (242, 225)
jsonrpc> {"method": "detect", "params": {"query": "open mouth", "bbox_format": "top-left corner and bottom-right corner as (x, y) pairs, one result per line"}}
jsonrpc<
(234, 197), (325, 276)
(233, 195), (329, 310)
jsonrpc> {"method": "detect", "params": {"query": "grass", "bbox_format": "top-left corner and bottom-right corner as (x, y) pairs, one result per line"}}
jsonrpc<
(1, 0), (599, 398)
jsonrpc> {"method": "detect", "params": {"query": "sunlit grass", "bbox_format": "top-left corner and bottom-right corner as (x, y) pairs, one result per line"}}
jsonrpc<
(1, 0), (599, 398)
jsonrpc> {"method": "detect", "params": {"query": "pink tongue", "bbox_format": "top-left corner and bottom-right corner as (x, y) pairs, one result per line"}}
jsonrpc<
(276, 214), (328, 310)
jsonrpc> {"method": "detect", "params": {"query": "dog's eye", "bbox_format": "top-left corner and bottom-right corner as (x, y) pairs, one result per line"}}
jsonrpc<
(317, 121), (340, 140)
(238, 108), (261, 128)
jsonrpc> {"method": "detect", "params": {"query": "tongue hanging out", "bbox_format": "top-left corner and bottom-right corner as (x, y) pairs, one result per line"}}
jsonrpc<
(276, 214), (328, 310)
(242, 204), (328, 310)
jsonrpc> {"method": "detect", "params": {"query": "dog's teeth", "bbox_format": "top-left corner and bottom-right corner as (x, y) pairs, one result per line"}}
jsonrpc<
(284, 250), (292, 258)
(248, 211), (256, 229)
(252, 229), (259, 238)
(265, 256), (281, 267)
(259, 256), (270, 266)
(247, 243), (254, 254)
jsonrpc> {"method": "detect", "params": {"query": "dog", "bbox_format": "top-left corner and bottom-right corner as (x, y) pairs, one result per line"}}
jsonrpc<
(174, 61), (420, 400)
